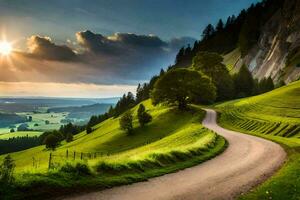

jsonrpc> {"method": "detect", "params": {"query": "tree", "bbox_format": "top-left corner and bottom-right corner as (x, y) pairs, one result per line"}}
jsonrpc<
(202, 24), (215, 40)
(43, 134), (60, 150)
(86, 124), (93, 134)
(233, 64), (254, 97)
(216, 19), (224, 32)
(119, 111), (133, 135)
(0, 155), (15, 184)
(10, 129), (15, 133)
(65, 133), (73, 142)
(137, 104), (152, 127)
(192, 52), (235, 101)
(151, 69), (216, 110)
(28, 116), (32, 122)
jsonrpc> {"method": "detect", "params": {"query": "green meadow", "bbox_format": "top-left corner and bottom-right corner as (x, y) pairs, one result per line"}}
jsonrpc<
(1, 100), (226, 199)
(216, 80), (300, 200)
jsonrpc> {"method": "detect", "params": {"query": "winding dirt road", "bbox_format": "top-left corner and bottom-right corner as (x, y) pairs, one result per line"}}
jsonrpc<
(62, 109), (286, 200)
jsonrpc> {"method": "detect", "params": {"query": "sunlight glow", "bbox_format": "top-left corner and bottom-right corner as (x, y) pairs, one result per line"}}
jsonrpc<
(0, 41), (12, 55)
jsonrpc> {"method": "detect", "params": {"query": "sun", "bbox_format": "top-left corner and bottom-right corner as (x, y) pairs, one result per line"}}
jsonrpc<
(0, 41), (12, 55)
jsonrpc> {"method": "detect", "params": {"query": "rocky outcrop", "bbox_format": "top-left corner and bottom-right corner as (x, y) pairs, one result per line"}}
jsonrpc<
(233, 0), (300, 83)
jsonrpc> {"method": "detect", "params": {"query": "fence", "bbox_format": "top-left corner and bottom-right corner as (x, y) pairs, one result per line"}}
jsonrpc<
(48, 150), (117, 169)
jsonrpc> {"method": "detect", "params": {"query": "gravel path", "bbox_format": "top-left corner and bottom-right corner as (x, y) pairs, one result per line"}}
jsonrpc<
(62, 109), (286, 200)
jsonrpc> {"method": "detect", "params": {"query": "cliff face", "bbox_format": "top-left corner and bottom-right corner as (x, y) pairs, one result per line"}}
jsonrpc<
(234, 0), (300, 83)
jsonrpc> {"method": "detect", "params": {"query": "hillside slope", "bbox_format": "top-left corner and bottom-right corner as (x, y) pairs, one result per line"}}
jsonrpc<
(217, 80), (300, 141)
(216, 81), (300, 200)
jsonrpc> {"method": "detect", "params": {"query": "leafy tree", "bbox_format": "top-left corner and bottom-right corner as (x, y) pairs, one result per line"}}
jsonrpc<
(65, 133), (73, 142)
(0, 155), (15, 184)
(137, 104), (152, 127)
(192, 52), (235, 101)
(233, 64), (254, 97)
(10, 129), (15, 133)
(119, 111), (133, 135)
(44, 134), (60, 150)
(151, 69), (216, 110)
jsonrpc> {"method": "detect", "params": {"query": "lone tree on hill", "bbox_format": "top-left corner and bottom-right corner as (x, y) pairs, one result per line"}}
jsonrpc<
(44, 134), (60, 150)
(137, 104), (152, 127)
(151, 68), (216, 110)
(119, 111), (133, 135)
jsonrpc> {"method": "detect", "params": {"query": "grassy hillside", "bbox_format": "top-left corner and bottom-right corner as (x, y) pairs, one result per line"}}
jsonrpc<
(223, 48), (241, 73)
(1, 100), (226, 199)
(216, 81), (300, 200)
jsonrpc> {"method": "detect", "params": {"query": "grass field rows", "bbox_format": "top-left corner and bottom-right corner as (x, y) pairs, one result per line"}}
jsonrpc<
(216, 80), (300, 200)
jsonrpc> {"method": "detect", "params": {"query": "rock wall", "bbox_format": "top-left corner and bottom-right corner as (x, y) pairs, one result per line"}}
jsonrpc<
(233, 0), (300, 83)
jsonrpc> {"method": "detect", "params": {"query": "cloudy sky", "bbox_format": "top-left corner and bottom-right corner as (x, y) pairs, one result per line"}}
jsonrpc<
(0, 0), (259, 98)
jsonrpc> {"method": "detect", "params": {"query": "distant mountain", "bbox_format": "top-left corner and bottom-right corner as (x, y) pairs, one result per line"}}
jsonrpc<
(48, 103), (113, 120)
(0, 97), (119, 113)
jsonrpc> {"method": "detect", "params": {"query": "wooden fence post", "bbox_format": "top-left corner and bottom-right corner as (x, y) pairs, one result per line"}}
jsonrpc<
(66, 149), (69, 159)
(81, 152), (83, 160)
(48, 153), (52, 170)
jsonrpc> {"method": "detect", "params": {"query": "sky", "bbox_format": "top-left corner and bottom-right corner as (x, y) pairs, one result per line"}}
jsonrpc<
(0, 0), (259, 98)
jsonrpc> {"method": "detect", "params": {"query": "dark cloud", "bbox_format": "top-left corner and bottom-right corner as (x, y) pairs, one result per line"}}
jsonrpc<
(76, 30), (168, 55)
(8, 31), (195, 84)
(27, 35), (78, 61)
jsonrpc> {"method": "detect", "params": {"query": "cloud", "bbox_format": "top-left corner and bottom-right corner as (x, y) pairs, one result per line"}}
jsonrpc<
(5, 31), (196, 85)
(75, 30), (167, 55)
(27, 35), (78, 61)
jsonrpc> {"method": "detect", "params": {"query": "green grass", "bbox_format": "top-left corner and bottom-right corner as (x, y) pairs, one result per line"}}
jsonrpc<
(223, 48), (241, 73)
(1, 100), (227, 199)
(0, 112), (68, 134)
(0, 131), (42, 140)
(215, 80), (300, 200)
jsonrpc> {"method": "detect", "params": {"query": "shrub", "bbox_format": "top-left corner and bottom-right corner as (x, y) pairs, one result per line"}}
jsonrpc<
(43, 134), (60, 150)
(59, 162), (91, 176)
(119, 111), (133, 135)
(65, 133), (73, 142)
(0, 155), (15, 184)
(137, 104), (152, 126)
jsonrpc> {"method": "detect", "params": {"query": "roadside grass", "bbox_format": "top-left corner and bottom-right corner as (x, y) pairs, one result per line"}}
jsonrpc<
(215, 80), (300, 200)
(1, 100), (227, 199)
(0, 131), (42, 140)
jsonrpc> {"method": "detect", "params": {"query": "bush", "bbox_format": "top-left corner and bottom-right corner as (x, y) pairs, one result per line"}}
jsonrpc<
(43, 134), (60, 150)
(65, 133), (73, 142)
(59, 162), (91, 176)
(137, 104), (152, 126)
(119, 111), (133, 135)
(0, 155), (15, 184)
